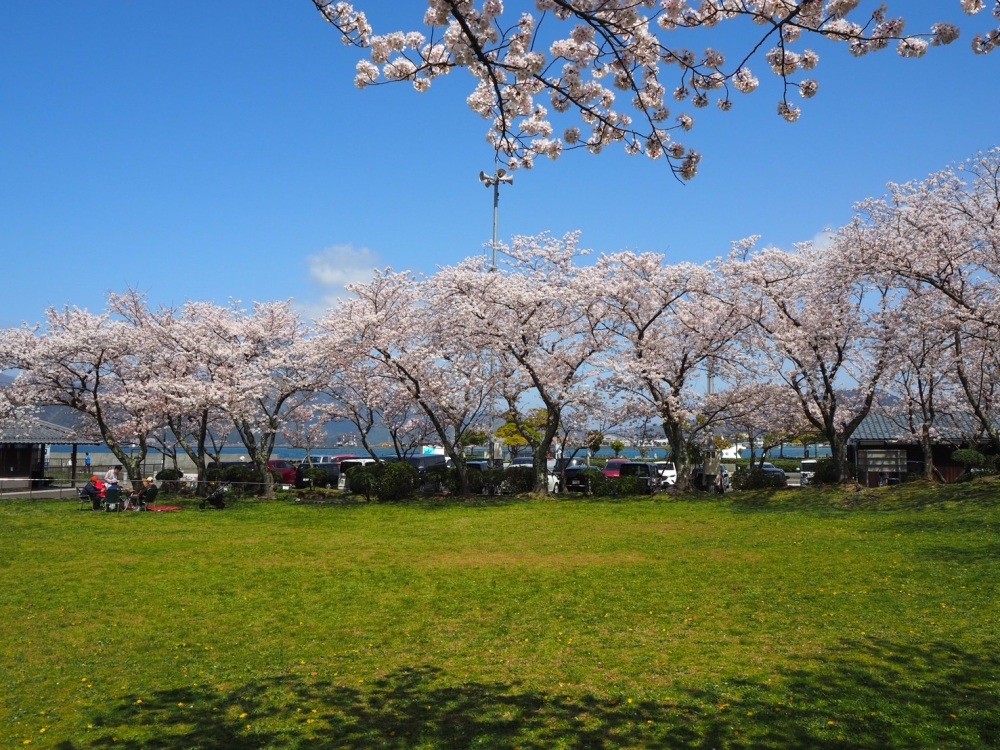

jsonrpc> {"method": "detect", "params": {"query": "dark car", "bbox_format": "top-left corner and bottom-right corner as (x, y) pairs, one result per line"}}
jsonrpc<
(307, 462), (340, 489)
(552, 457), (585, 473)
(756, 462), (788, 487)
(402, 454), (453, 478)
(563, 466), (604, 493)
(617, 462), (662, 493)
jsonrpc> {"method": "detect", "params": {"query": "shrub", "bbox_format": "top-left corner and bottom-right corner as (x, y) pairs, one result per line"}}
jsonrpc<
(605, 476), (650, 497)
(811, 459), (840, 485)
(344, 463), (419, 502)
(952, 449), (987, 469)
(502, 466), (536, 494)
(423, 464), (452, 493)
(377, 462), (418, 502)
(585, 471), (609, 496)
(155, 467), (185, 493)
(306, 467), (339, 489)
(478, 468), (506, 495)
(221, 464), (260, 493)
(346, 465), (376, 501)
(732, 468), (786, 491)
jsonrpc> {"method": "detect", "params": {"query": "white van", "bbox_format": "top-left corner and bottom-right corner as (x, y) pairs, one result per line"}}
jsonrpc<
(800, 459), (818, 486)
(653, 461), (678, 485)
(338, 458), (379, 490)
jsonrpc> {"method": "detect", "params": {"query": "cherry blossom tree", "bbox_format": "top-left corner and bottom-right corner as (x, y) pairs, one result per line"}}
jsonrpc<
(1, 300), (162, 489)
(716, 381), (811, 467)
(185, 301), (316, 497)
(727, 237), (895, 481)
(280, 403), (329, 460)
(128, 299), (240, 486)
(850, 148), (1000, 455)
(321, 269), (495, 494)
(312, 351), (439, 460)
(312, 1), (996, 176)
(595, 252), (748, 489)
(433, 232), (611, 492)
(872, 292), (961, 481)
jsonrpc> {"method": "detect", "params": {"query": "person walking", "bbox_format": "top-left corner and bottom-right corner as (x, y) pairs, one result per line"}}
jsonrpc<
(84, 453), (92, 471)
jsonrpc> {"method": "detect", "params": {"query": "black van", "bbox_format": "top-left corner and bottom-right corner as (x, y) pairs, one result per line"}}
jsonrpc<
(617, 462), (662, 493)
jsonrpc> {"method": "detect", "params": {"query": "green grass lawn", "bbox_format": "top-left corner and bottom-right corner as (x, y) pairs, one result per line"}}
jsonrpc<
(2, 481), (998, 749)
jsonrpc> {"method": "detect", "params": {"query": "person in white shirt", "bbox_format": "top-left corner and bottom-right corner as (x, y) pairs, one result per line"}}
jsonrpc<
(104, 466), (123, 486)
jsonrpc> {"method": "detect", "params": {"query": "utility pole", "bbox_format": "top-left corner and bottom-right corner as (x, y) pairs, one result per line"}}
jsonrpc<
(479, 168), (514, 270)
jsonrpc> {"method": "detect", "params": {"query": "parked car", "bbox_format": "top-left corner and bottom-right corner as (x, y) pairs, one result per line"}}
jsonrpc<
(563, 466), (604, 493)
(338, 458), (379, 490)
(267, 459), (299, 485)
(401, 454), (453, 479)
(307, 462), (341, 489)
(759, 462), (788, 486)
(469, 460), (560, 493)
(511, 455), (559, 471)
(602, 458), (629, 478)
(799, 459), (817, 486)
(689, 464), (733, 492)
(653, 461), (678, 485)
(552, 457), (586, 473)
(617, 462), (662, 493)
(301, 454), (359, 467)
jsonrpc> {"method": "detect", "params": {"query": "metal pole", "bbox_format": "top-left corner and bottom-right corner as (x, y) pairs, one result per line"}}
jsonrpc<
(491, 180), (500, 271)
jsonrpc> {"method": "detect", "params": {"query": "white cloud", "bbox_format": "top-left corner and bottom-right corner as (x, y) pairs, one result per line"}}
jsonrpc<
(308, 244), (380, 291)
(299, 244), (381, 322)
(808, 229), (836, 250)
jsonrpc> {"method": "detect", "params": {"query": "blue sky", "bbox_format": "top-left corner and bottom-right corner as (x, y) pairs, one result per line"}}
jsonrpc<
(2, 2), (997, 328)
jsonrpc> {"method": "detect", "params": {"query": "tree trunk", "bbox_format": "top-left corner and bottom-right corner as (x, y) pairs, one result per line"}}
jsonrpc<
(920, 423), (935, 482)
(830, 434), (849, 483)
(664, 421), (694, 491)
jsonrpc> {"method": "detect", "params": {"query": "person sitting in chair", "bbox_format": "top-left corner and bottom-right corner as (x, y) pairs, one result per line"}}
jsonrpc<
(104, 482), (124, 511)
(130, 477), (158, 510)
(81, 475), (105, 510)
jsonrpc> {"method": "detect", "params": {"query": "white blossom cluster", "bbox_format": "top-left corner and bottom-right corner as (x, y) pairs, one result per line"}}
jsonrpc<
(312, 1), (995, 176)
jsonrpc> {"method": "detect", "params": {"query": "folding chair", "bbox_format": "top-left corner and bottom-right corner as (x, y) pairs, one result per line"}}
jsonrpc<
(103, 485), (124, 512)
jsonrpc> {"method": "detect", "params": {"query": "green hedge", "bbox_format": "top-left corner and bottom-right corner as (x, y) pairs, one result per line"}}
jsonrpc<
(732, 468), (786, 490)
(347, 462), (419, 502)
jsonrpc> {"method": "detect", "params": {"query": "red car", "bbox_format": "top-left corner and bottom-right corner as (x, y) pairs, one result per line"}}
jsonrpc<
(267, 459), (298, 484)
(602, 458), (629, 479)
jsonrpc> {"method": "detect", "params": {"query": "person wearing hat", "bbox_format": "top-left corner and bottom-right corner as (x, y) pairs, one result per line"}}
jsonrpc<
(81, 475), (106, 510)
(129, 477), (158, 510)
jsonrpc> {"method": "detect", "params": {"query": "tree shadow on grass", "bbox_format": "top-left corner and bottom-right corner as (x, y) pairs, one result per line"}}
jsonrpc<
(59, 637), (999, 749)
